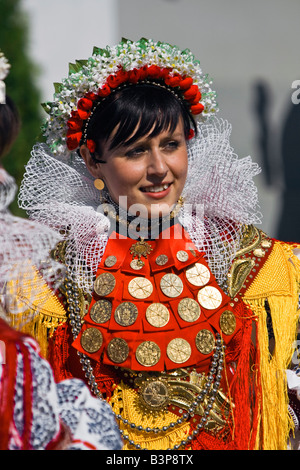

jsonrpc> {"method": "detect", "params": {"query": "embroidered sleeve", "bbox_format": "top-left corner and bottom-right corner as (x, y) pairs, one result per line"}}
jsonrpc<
(56, 379), (123, 450)
(2, 336), (122, 450)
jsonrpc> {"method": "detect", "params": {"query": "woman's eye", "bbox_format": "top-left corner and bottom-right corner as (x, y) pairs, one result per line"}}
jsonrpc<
(163, 140), (179, 150)
(125, 147), (146, 157)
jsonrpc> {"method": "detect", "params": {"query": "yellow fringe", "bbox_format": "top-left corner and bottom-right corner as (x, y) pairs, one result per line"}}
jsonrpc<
(109, 382), (190, 450)
(243, 241), (300, 450)
(6, 267), (67, 358)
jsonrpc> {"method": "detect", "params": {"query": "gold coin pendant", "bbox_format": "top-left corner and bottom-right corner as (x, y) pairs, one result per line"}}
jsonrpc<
(219, 310), (236, 335)
(94, 272), (116, 296)
(107, 337), (129, 363)
(90, 299), (112, 323)
(80, 328), (103, 354)
(166, 338), (192, 364)
(136, 341), (161, 367)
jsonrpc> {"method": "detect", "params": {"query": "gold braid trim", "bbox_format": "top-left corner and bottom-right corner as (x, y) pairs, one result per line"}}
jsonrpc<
(242, 241), (300, 449)
(109, 381), (190, 450)
(6, 265), (67, 358)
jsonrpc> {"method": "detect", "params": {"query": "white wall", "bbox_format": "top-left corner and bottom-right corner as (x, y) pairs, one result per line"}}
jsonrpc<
(23, 0), (119, 101)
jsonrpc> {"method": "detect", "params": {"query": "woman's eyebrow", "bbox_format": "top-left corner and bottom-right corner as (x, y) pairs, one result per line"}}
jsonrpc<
(120, 128), (184, 151)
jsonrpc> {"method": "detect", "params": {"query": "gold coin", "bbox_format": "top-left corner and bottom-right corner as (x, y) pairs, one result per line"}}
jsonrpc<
(146, 303), (170, 328)
(197, 286), (222, 310)
(160, 273), (183, 298)
(176, 250), (189, 262)
(156, 254), (169, 266)
(130, 259), (144, 270)
(220, 310), (236, 335)
(114, 301), (138, 327)
(167, 338), (192, 364)
(128, 277), (153, 299)
(177, 298), (201, 322)
(186, 263), (210, 287)
(80, 328), (103, 353)
(94, 272), (116, 296)
(140, 379), (169, 411)
(107, 338), (129, 363)
(136, 341), (161, 367)
(104, 255), (117, 267)
(90, 299), (112, 323)
(195, 329), (215, 355)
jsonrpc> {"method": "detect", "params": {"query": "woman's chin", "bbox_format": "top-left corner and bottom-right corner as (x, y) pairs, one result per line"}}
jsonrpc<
(147, 201), (177, 220)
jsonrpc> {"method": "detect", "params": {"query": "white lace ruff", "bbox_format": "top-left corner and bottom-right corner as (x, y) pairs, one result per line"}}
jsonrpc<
(18, 117), (262, 293)
(0, 168), (65, 315)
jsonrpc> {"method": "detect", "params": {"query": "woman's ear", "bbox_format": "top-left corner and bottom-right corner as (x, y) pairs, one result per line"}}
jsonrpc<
(80, 144), (103, 178)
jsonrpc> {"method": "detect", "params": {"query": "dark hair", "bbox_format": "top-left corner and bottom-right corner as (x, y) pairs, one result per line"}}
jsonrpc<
(86, 83), (196, 160)
(0, 96), (20, 157)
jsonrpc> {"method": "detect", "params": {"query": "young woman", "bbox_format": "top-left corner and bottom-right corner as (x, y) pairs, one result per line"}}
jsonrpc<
(18, 39), (300, 450)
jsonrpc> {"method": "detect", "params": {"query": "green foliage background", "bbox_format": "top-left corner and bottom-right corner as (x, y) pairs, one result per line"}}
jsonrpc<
(0, 0), (42, 216)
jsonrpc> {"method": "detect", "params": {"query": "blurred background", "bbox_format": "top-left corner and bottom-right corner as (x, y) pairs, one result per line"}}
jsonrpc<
(1, 0), (300, 241)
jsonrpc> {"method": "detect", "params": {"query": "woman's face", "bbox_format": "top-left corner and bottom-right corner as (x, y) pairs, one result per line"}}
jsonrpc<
(81, 118), (188, 219)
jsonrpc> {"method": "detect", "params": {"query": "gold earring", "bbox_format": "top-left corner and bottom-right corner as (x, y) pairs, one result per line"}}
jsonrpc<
(94, 179), (105, 191)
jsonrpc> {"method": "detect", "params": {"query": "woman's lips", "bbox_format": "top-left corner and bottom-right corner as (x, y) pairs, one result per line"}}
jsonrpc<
(139, 183), (172, 199)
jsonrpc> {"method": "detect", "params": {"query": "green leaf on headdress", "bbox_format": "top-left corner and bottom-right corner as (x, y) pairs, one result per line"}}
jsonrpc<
(53, 82), (63, 94)
(68, 62), (79, 74)
(41, 102), (52, 114)
(68, 60), (87, 74)
(76, 59), (88, 68)
(138, 38), (150, 50)
(93, 46), (110, 57)
(120, 37), (130, 44)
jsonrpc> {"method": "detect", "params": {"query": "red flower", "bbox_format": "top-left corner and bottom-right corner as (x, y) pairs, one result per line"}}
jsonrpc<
(190, 103), (204, 115)
(85, 91), (98, 101)
(128, 68), (142, 84)
(66, 131), (82, 150)
(179, 77), (193, 90)
(147, 65), (162, 79)
(77, 109), (91, 120)
(67, 116), (83, 131)
(86, 139), (96, 153)
(77, 97), (93, 120)
(117, 69), (129, 84)
(189, 90), (202, 105)
(107, 69), (129, 89)
(183, 85), (199, 101)
(98, 84), (111, 97)
(139, 65), (149, 81)
(78, 97), (93, 110)
(188, 129), (195, 140)
(71, 110), (81, 118)
(165, 74), (182, 87)
(160, 67), (171, 79)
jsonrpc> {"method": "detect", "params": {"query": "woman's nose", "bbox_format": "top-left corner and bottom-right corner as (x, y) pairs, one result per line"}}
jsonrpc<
(148, 148), (168, 177)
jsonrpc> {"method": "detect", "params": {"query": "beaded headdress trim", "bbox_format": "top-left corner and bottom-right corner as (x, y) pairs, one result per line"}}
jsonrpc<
(42, 38), (218, 157)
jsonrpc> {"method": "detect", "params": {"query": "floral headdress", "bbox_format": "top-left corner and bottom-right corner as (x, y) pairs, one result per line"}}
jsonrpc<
(0, 50), (10, 104)
(42, 38), (218, 157)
